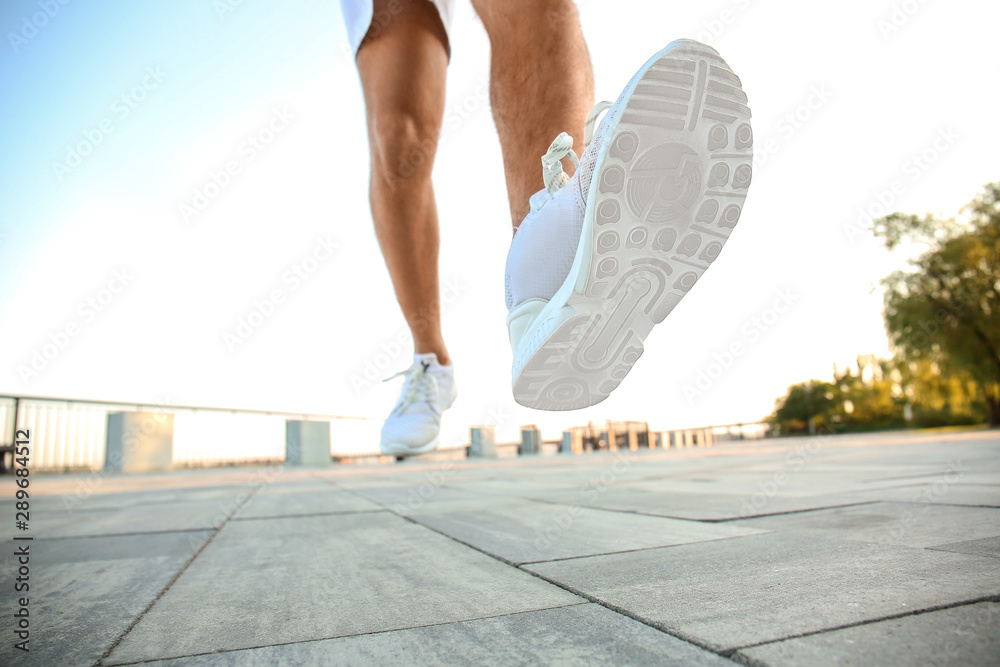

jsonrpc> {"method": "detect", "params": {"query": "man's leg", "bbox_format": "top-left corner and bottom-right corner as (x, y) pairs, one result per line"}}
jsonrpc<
(357, 0), (450, 364)
(470, 0), (595, 228)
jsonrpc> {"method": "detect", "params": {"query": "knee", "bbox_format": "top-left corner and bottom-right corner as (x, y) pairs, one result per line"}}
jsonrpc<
(369, 109), (439, 187)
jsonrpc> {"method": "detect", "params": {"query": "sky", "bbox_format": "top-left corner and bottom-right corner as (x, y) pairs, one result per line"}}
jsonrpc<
(1, 0), (997, 444)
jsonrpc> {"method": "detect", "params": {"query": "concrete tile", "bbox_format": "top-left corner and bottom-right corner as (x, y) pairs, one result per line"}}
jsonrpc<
(524, 532), (1000, 651)
(0, 468), (264, 500)
(739, 602), (1000, 666)
(0, 484), (259, 510)
(730, 503), (1000, 549)
(152, 604), (735, 666)
(106, 512), (582, 663)
(0, 494), (253, 540)
(348, 484), (487, 512)
(246, 480), (340, 494)
(234, 489), (381, 519)
(445, 478), (591, 497)
(0, 531), (212, 667)
(519, 484), (877, 522)
(853, 483), (1000, 508)
(409, 497), (768, 564)
(929, 536), (1000, 559)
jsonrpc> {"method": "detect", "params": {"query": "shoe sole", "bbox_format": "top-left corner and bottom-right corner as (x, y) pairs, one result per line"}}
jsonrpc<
(380, 435), (440, 458)
(512, 40), (752, 411)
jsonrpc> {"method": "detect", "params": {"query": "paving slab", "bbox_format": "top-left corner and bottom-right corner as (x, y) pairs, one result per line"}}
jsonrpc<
(407, 496), (768, 564)
(0, 485), (260, 539)
(929, 535), (1000, 559)
(233, 487), (381, 519)
(345, 483), (488, 513)
(0, 530), (212, 667)
(524, 531), (1000, 652)
(510, 483), (880, 521)
(730, 502), (1000, 549)
(0, 483), (260, 511)
(105, 512), (583, 664)
(739, 602), (1000, 666)
(861, 470), (1000, 486)
(851, 482), (1000, 508)
(0, 493), (254, 540)
(5, 468), (268, 504)
(0, 430), (996, 665)
(320, 468), (475, 490)
(152, 603), (735, 666)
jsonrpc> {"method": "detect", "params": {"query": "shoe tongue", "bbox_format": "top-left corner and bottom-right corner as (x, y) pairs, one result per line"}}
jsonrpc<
(413, 353), (439, 370)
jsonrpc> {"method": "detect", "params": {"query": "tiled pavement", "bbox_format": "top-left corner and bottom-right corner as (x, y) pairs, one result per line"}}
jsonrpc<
(1, 429), (998, 665)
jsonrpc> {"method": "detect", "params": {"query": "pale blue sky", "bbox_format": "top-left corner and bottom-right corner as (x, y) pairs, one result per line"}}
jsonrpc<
(1, 0), (997, 442)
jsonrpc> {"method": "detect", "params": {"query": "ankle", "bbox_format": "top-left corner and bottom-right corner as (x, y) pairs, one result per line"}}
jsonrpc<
(415, 346), (450, 367)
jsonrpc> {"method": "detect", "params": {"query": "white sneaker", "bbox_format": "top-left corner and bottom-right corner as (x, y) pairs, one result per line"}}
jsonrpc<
(506, 39), (753, 411)
(379, 353), (457, 457)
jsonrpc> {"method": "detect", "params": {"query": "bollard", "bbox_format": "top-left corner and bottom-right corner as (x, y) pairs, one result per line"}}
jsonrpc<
(520, 426), (542, 455)
(105, 412), (174, 473)
(469, 426), (497, 458)
(285, 420), (331, 465)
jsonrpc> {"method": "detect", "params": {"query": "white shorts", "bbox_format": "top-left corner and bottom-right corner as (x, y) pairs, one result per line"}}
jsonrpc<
(340, 0), (456, 57)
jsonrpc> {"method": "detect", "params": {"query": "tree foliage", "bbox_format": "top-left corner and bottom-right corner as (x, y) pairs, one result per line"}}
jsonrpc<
(879, 182), (1000, 425)
(769, 183), (1000, 433)
(768, 355), (982, 435)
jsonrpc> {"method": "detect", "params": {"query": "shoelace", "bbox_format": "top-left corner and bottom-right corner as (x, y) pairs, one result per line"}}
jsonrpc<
(539, 100), (614, 198)
(384, 362), (439, 414)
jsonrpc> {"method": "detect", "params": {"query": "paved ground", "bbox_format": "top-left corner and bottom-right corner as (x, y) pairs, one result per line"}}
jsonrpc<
(2, 429), (998, 666)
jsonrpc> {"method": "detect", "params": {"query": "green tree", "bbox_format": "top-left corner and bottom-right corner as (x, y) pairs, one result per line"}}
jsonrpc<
(876, 183), (1000, 426)
(835, 356), (904, 430)
(892, 357), (981, 427)
(769, 380), (839, 435)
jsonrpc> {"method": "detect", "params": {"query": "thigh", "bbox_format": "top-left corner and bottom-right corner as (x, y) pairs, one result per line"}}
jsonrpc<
(343, 0), (451, 59)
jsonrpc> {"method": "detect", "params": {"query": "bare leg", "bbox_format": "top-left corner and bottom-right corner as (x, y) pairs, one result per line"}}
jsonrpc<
(471, 0), (595, 228)
(357, 0), (451, 364)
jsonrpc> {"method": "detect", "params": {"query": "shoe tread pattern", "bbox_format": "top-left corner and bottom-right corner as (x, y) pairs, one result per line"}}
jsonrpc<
(514, 42), (752, 411)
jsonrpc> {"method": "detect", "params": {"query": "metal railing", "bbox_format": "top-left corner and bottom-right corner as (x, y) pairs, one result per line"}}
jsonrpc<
(0, 394), (771, 472)
(0, 394), (467, 471)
